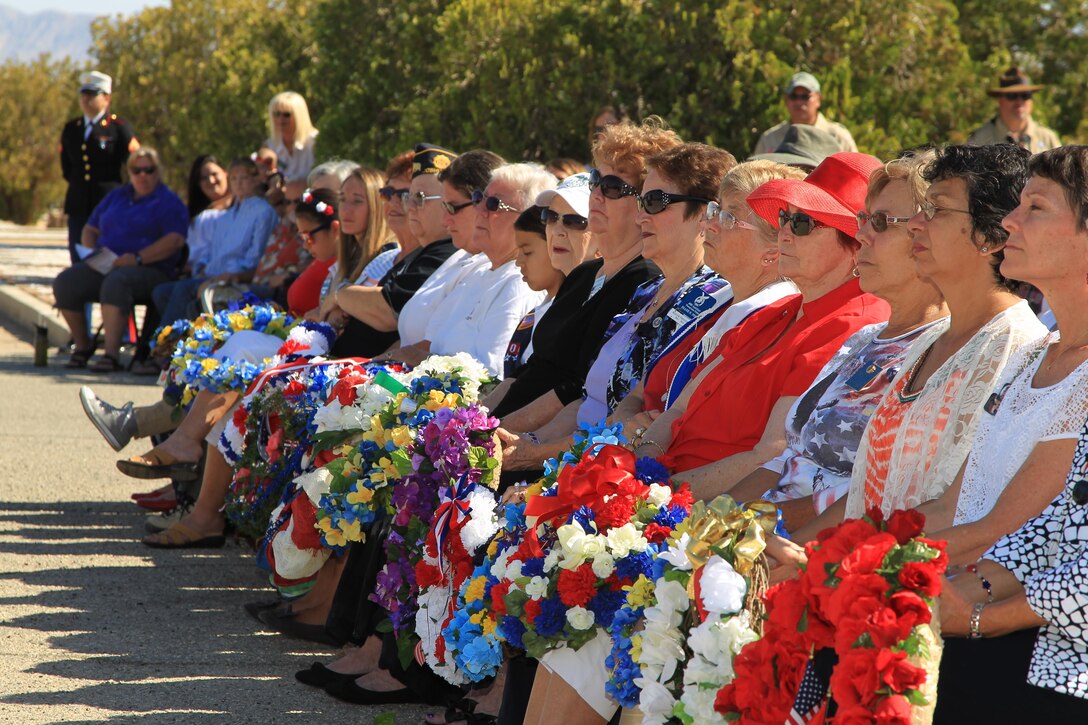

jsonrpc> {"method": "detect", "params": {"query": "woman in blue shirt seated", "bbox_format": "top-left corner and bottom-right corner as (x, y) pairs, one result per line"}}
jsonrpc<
(53, 147), (189, 372)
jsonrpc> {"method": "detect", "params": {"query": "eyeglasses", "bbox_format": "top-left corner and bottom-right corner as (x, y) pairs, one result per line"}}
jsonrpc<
(471, 189), (519, 213)
(705, 201), (757, 230)
(786, 92), (813, 102)
(588, 168), (639, 200)
(856, 210), (913, 233)
(636, 189), (713, 215)
(298, 220), (332, 245)
(778, 209), (824, 236)
(379, 186), (410, 205)
(130, 166), (157, 176)
(272, 111), (293, 118)
(1001, 92), (1034, 101)
(441, 199), (474, 215)
(408, 191), (442, 209)
(920, 200), (971, 220)
(541, 208), (589, 230)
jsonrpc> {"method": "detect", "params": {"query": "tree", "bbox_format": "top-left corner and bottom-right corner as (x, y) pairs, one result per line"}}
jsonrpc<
(90, 0), (319, 193)
(0, 55), (80, 224)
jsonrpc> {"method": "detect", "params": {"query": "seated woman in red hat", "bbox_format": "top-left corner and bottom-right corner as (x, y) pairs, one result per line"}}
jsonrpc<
(628, 152), (892, 499)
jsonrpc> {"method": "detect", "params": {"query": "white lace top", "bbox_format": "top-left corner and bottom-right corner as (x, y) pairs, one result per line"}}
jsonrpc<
(953, 333), (1088, 525)
(844, 301), (1046, 519)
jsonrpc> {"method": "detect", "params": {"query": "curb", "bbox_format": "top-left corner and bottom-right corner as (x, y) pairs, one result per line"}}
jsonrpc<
(0, 283), (69, 347)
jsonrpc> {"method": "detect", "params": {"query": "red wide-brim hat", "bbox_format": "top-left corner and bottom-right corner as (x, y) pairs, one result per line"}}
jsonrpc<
(747, 152), (884, 238)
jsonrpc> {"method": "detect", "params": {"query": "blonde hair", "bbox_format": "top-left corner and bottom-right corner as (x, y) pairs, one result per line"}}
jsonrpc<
(721, 160), (806, 244)
(267, 91), (318, 147)
(591, 117), (683, 188)
(334, 166), (391, 288)
(867, 148), (938, 209)
(128, 146), (161, 170)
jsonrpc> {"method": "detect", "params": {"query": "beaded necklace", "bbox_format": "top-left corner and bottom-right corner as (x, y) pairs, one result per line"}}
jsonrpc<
(896, 343), (934, 404)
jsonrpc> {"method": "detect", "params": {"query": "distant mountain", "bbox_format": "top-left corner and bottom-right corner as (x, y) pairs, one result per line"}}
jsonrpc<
(0, 5), (94, 63)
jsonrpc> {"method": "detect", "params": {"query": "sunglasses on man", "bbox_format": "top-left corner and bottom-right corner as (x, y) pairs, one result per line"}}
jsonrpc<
(1000, 92), (1034, 101)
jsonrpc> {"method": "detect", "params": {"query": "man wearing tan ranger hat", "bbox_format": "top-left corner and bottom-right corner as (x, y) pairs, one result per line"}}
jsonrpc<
(967, 66), (1061, 153)
(59, 70), (140, 263)
(753, 71), (858, 155)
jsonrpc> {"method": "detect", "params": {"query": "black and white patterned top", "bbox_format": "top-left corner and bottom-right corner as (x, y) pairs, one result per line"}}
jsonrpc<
(984, 417), (1088, 700)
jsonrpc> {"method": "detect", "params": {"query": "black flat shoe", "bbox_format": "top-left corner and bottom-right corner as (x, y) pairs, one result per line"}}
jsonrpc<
(323, 677), (418, 705)
(295, 662), (363, 688)
(257, 607), (339, 647)
(244, 598), (288, 622)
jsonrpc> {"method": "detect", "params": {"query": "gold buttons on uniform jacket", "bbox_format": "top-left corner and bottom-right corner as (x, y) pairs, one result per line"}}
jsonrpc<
(84, 174), (91, 181)
(83, 155), (88, 161)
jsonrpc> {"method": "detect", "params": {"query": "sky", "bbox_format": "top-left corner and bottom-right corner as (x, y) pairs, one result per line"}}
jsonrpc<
(2, 0), (166, 13)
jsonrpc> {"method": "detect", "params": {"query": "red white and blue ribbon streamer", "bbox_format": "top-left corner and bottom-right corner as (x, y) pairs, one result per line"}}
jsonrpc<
(432, 474), (475, 570)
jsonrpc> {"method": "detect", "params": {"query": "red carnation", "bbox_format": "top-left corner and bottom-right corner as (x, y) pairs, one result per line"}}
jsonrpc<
(669, 483), (694, 509)
(885, 509), (926, 545)
(830, 647), (881, 708)
(642, 523), (671, 544)
(873, 694), (913, 724)
(232, 404), (249, 429)
(415, 560), (443, 589)
(897, 561), (942, 597)
(490, 581), (511, 616)
(876, 649), (927, 693)
(713, 682), (739, 716)
(887, 590), (932, 630)
(277, 339), (306, 356)
(283, 380), (306, 398)
(557, 563), (598, 607)
(595, 495), (637, 530)
(524, 599), (542, 624)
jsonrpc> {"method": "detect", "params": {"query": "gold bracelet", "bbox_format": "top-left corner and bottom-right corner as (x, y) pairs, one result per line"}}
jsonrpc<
(639, 439), (666, 457)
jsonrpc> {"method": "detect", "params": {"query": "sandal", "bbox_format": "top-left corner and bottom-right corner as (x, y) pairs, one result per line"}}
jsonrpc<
(117, 448), (200, 481)
(142, 522), (225, 549)
(65, 347), (96, 369)
(89, 354), (123, 373)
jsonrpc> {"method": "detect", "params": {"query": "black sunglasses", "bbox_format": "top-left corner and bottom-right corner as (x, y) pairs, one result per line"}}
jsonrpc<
(636, 189), (713, 215)
(471, 189), (519, 213)
(129, 165), (157, 176)
(441, 199), (474, 215)
(588, 168), (639, 200)
(379, 186), (410, 205)
(1001, 92), (1034, 101)
(540, 208), (589, 231)
(856, 210), (913, 233)
(786, 92), (813, 102)
(778, 209), (826, 236)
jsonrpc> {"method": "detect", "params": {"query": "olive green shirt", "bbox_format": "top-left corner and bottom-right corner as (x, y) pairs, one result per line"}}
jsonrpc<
(967, 117), (1061, 153)
(754, 113), (858, 155)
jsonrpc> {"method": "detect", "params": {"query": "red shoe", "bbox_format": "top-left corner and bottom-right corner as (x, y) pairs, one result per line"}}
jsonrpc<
(135, 496), (177, 511)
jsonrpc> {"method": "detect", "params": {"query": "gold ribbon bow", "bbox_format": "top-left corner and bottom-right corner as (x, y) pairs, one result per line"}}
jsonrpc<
(684, 496), (780, 585)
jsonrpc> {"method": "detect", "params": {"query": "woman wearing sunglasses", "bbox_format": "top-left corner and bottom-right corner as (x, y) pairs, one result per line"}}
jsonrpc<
(629, 152), (892, 500)
(330, 144), (459, 357)
(725, 151), (949, 528)
(265, 91), (319, 195)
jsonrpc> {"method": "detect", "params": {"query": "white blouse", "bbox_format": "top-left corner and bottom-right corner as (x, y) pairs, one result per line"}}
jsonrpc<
(396, 249), (488, 347)
(954, 333), (1088, 525)
(265, 130), (318, 183)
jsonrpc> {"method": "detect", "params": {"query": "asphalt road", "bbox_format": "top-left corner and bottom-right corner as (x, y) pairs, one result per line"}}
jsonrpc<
(0, 319), (428, 723)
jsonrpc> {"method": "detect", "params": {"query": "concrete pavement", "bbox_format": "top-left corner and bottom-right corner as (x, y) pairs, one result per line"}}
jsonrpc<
(0, 320), (429, 723)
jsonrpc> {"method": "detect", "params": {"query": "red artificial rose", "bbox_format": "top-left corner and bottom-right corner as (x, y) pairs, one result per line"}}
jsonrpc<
(807, 519), (881, 590)
(670, 483), (694, 510)
(876, 649), (927, 693)
(265, 427), (284, 464)
(887, 591), (932, 630)
(764, 580), (810, 647)
(415, 560), (443, 590)
(235, 466), (251, 480)
(885, 509), (926, 545)
(642, 523), (671, 544)
(839, 532), (898, 576)
(897, 561), (942, 597)
(830, 647), (882, 708)
(490, 581), (511, 617)
(523, 599), (542, 624)
(866, 507), (886, 525)
(726, 637), (800, 722)
(915, 536), (950, 574)
(823, 573), (890, 624)
(557, 563), (598, 607)
(865, 606), (914, 648)
(834, 704), (878, 725)
(873, 694), (914, 724)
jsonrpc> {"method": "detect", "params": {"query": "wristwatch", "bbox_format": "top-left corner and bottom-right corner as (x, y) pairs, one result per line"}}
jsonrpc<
(134, 253), (143, 266)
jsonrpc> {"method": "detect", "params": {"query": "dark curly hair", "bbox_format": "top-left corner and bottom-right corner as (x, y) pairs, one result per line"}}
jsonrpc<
(1028, 145), (1088, 232)
(924, 143), (1030, 290)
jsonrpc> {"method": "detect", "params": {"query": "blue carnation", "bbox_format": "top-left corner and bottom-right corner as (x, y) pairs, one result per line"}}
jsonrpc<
(499, 615), (526, 649)
(533, 597), (567, 638)
(615, 550), (653, 581)
(587, 589), (625, 629)
(634, 456), (671, 484)
(652, 504), (688, 528)
(521, 557), (546, 578)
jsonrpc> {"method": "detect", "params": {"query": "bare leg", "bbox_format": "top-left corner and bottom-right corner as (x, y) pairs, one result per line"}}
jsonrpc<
(144, 446), (231, 541)
(424, 664), (508, 723)
(60, 308), (91, 350)
(101, 303), (126, 358)
(524, 667), (606, 725)
(137, 390), (239, 464)
(286, 554), (347, 625)
(325, 634), (383, 675)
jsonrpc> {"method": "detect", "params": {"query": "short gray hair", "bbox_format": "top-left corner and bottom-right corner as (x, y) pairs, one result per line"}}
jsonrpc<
(489, 163), (557, 211)
(308, 158), (360, 186)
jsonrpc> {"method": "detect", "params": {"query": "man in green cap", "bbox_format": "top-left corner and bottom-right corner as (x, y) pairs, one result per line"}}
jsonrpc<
(753, 71), (857, 156)
(967, 66), (1061, 153)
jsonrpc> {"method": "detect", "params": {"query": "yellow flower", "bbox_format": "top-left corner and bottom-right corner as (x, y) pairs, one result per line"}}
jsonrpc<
(629, 633), (643, 660)
(391, 425), (413, 449)
(227, 312), (253, 330)
(323, 525), (347, 548)
(464, 576), (488, 603)
(481, 617), (497, 636)
(469, 611), (485, 626)
(201, 358), (219, 374)
(487, 540), (499, 558)
(623, 575), (656, 608)
(338, 518), (362, 542)
(346, 488), (373, 505)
